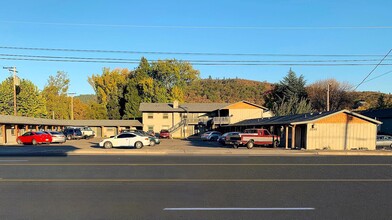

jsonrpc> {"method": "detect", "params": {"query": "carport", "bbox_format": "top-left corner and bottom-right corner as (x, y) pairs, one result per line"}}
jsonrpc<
(0, 115), (143, 144)
(224, 110), (381, 150)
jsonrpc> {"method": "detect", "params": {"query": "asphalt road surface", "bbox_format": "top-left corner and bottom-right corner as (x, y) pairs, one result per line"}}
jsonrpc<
(0, 156), (391, 220)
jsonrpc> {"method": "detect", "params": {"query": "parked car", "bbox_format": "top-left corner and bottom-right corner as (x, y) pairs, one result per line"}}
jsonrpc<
(17, 131), (52, 145)
(376, 135), (392, 149)
(63, 128), (83, 140)
(159, 129), (171, 139)
(99, 132), (150, 149)
(79, 127), (95, 139)
(201, 131), (222, 141)
(218, 132), (240, 145)
(128, 130), (161, 146)
(48, 131), (66, 143)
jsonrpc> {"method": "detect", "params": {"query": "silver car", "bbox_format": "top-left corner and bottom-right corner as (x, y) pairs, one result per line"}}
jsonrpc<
(376, 135), (392, 149)
(49, 131), (66, 143)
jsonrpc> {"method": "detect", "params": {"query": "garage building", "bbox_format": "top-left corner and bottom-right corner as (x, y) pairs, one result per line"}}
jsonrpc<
(225, 110), (381, 150)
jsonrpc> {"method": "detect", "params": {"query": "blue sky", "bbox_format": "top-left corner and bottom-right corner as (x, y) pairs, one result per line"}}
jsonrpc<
(1, 0), (391, 95)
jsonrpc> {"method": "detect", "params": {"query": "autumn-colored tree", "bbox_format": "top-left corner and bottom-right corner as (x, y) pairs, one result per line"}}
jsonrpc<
(307, 79), (354, 111)
(85, 101), (108, 119)
(42, 71), (71, 119)
(88, 68), (129, 119)
(73, 98), (88, 119)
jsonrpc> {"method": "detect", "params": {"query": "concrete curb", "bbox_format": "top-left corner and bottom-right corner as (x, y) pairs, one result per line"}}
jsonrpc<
(0, 149), (391, 156)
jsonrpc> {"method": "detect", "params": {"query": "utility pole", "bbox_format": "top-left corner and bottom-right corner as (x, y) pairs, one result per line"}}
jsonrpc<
(3, 66), (18, 116)
(327, 83), (331, 111)
(67, 92), (76, 120)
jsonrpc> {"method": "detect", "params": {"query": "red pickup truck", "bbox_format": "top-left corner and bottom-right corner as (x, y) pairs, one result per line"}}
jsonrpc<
(225, 128), (280, 149)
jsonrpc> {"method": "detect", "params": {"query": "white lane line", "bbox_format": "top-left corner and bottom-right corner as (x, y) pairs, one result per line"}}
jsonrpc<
(0, 160), (28, 162)
(164, 207), (315, 211)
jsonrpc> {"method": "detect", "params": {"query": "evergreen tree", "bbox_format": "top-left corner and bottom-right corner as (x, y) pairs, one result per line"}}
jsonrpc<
(265, 69), (312, 115)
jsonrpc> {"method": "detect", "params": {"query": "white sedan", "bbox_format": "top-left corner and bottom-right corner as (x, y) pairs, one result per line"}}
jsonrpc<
(99, 132), (150, 149)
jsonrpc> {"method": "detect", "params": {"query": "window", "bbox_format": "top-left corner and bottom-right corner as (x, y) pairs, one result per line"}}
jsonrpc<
(148, 126), (154, 131)
(148, 113), (153, 119)
(163, 113), (169, 119)
(117, 133), (135, 138)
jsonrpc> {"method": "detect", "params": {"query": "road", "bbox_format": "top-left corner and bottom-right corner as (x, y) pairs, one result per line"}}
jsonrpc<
(0, 156), (391, 220)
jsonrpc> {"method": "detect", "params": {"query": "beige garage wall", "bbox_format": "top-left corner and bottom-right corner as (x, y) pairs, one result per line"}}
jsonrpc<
(229, 109), (265, 124)
(307, 123), (377, 150)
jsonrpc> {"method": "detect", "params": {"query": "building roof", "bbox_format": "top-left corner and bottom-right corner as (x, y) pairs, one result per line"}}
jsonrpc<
(359, 108), (392, 119)
(0, 115), (143, 127)
(139, 101), (269, 112)
(228, 110), (381, 127)
(139, 102), (229, 113)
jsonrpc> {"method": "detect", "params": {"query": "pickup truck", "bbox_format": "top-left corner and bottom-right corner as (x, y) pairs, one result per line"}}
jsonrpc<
(225, 128), (280, 149)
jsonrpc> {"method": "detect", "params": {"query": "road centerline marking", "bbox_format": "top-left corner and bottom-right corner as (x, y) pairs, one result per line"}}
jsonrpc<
(0, 178), (391, 182)
(163, 207), (316, 211)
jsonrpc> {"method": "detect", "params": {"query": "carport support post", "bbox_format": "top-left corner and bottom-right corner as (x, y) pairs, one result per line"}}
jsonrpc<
(1, 125), (6, 144)
(35, 125), (39, 131)
(44, 126), (48, 131)
(25, 125), (28, 131)
(285, 126), (289, 149)
(15, 125), (19, 137)
(291, 125), (296, 149)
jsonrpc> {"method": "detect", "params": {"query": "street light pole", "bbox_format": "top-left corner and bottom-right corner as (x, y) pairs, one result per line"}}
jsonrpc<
(3, 66), (17, 116)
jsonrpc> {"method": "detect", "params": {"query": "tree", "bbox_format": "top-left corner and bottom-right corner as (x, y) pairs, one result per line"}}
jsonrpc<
(307, 79), (354, 111)
(88, 68), (129, 119)
(73, 98), (88, 119)
(85, 101), (108, 119)
(272, 96), (312, 116)
(0, 77), (46, 117)
(265, 69), (311, 115)
(42, 71), (71, 119)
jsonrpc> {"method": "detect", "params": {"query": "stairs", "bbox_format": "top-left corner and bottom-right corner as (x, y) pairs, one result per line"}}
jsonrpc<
(168, 119), (186, 133)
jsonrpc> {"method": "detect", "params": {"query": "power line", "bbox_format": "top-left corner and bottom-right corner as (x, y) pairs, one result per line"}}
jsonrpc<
(0, 53), (391, 63)
(1, 57), (392, 66)
(363, 70), (392, 83)
(2, 21), (392, 30)
(0, 46), (386, 57)
(354, 49), (392, 90)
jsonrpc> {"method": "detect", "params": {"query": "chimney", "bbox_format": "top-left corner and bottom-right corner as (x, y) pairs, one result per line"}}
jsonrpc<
(173, 100), (179, 109)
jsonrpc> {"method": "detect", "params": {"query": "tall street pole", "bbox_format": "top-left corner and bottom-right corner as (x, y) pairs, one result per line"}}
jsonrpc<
(12, 67), (17, 116)
(67, 92), (76, 120)
(327, 83), (330, 112)
(3, 66), (18, 116)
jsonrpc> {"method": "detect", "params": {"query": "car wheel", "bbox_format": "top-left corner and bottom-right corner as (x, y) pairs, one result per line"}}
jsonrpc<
(273, 140), (279, 148)
(32, 139), (37, 145)
(233, 144), (238, 149)
(17, 138), (23, 144)
(149, 140), (156, 146)
(246, 141), (254, 149)
(103, 141), (113, 149)
(67, 135), (72, 140)
(135, 141), (143, 149)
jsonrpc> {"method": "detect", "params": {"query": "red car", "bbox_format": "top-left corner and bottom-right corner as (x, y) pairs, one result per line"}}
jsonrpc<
(159, 129), (171, 139)
(17, 131), (52, 145)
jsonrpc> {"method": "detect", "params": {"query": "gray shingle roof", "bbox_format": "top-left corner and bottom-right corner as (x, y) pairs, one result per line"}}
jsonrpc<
(139, 102), (229, 112)
(359, 108), (392, 119)
(228, 110), (381, 127)
(0, 115), (143, 127)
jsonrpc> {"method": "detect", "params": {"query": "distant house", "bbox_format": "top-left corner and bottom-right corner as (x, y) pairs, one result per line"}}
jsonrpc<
(360, 108), (392, 135)
(139, 100), (272, 138)
(225, 110), (381, 150)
